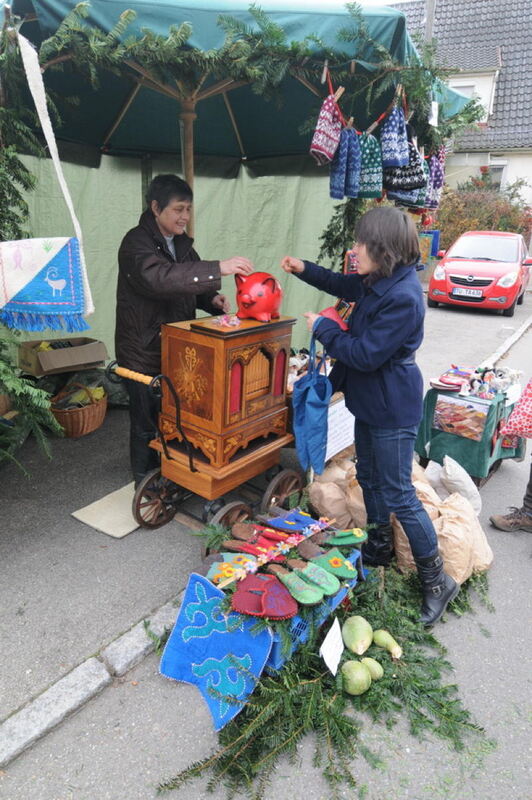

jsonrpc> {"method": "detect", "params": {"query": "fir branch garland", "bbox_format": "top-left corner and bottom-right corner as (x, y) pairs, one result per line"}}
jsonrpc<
(158, 567), (491, 798)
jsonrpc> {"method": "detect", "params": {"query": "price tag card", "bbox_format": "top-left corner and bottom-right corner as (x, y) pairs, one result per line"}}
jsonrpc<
(319, 617), (344, 676)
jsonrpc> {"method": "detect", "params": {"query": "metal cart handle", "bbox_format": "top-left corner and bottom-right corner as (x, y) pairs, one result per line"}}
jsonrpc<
(107, 361), (197, 473)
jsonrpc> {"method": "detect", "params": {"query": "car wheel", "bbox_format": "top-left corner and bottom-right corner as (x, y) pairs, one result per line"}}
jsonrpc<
(502, 297), (517, 317)
(427, 297), (439, 308)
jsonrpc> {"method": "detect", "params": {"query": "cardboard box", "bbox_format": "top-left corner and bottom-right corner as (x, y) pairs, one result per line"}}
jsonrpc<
(18, 337), (108, 377)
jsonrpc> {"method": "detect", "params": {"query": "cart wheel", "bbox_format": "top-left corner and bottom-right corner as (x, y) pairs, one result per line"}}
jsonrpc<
(264, 465), (282, 482)
(132, 468), (179, 528)
(260, 468), (305, 512)
(202, 497), (227, 524)
(209, 500), (253, 528)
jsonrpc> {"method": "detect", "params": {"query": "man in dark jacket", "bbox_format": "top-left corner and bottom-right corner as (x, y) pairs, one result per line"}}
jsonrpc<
(116, 174), (253, 485)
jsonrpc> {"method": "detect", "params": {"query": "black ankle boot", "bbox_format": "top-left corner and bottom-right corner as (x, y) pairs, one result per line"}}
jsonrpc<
(361, 523), (394, 567)
(415, 553), (460, 626)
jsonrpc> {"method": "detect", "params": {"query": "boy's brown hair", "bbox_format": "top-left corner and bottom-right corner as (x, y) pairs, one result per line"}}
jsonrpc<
(354, 206), (420, 279)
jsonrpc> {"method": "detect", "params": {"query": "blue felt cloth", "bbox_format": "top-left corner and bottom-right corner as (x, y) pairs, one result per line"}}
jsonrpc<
(160, 574), (273, 731)
(0, 236), (89, 332)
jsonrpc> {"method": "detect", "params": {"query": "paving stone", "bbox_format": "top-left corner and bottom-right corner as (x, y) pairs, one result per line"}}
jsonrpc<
(0, 657), (111, 768)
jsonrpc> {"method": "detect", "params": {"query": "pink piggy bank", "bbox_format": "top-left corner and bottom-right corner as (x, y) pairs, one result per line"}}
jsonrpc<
(235, 272), (283, 322)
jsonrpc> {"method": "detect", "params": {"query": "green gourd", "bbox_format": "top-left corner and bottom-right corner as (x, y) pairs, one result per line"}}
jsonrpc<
(372, 629), (403, 660)
(342, 615), (373, 655)
(341, 660), (372, 695)
(361, 657), (384, 680)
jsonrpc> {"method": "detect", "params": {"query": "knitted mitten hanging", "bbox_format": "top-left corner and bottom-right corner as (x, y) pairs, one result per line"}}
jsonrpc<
(329, 127), (350, 199)
(345, 130), (362, 198)
(358, 133), (383, 198)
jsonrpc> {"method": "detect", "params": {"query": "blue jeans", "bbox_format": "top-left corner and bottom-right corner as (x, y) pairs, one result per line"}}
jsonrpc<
(355, 419), (438, 559)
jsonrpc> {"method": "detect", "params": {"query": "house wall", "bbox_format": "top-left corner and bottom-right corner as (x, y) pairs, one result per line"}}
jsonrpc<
(445, 151), (532, 205)
(448, 72), (498, 121)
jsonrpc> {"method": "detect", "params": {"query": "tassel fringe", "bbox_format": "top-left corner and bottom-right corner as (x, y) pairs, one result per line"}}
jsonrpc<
(0, 310), (90, 332)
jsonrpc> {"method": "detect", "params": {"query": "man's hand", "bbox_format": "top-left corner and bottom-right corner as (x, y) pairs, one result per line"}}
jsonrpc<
(212, 294), (231, 313)
(280, 256), (305, 274)
(304, 311), (321, 332)
(220, 257), (254, 276)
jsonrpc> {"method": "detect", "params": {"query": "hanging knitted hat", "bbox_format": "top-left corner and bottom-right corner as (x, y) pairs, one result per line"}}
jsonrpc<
(383, 141), (426, 190)
(329, 128), (350, 199)
(358, 133), (383, 198)
(310, 95), (342, 165)
(380, 105), (409, 168)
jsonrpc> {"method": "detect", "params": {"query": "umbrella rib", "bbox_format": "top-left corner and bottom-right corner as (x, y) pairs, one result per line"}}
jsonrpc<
(293, 75), (321, 98)
(102, 82), (142, 147)
(125, 60), (182, 101)
(222, 91), (246, 158)
(196, 78), (248, 102)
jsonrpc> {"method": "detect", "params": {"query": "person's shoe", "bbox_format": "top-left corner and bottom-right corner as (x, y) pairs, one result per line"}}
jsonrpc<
(489, 507), (532, 533)
(415, 553), (460, 626)
(361, 523), (394, 567)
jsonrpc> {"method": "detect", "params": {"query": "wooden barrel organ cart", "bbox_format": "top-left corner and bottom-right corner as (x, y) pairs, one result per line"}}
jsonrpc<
(113, 315), (305, 528)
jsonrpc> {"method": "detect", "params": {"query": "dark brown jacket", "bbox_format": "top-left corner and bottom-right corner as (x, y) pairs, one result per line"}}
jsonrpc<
(115, 210), (221, 375)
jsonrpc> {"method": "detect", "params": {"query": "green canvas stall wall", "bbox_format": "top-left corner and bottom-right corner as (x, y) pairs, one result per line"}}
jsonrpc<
(21, 154), (342, 355)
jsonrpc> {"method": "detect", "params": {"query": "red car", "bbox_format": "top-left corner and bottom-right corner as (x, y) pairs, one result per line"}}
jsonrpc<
(428, 230), (532, 317)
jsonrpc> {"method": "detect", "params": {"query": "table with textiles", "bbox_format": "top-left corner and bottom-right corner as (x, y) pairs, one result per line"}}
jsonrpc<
(415, 389), (526, 483)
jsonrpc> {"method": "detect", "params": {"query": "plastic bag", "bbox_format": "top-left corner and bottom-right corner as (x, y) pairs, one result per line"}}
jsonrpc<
(424, 460), (450, 500)
(440, 455), (481, 515)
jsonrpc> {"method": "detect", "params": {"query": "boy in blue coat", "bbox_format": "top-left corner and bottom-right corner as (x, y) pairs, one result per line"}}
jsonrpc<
(281, 206), (459, 626)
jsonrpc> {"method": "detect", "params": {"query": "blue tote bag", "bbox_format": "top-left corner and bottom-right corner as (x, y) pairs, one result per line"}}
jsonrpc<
(292, 335), (332, 474)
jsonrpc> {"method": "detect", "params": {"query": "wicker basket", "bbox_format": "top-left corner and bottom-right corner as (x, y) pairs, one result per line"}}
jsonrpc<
(51, 382), (107, 438)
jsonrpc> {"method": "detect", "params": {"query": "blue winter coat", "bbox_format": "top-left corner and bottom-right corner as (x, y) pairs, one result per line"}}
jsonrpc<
(298, 260), (425, 427)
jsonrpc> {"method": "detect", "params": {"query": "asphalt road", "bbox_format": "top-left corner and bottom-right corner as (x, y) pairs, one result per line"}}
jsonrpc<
(1, 296), (531, 799)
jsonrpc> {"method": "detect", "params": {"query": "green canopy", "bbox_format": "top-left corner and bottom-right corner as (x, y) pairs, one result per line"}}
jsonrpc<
(11, 0), (469, 172)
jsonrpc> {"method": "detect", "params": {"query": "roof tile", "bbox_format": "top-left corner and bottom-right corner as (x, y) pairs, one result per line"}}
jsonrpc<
(392, 0), (532, 150)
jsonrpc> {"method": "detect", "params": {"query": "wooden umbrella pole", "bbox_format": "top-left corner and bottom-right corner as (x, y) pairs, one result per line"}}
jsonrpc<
(179, 97), (197, 236)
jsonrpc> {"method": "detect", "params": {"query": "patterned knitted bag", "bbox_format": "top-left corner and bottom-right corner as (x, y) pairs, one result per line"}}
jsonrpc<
(500, 379), (532, 439)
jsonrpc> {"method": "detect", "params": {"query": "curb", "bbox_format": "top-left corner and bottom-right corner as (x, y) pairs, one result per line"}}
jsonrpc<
(478, 311), (532, 369)
(0, 658), (111, 768)
(0, 598), (181, 769)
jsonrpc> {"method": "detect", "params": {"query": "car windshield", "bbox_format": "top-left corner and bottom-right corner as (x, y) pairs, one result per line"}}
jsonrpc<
(448, 235), (519, 262)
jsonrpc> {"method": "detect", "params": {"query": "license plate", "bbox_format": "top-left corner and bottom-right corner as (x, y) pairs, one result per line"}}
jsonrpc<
(451, 287), (483, 298)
